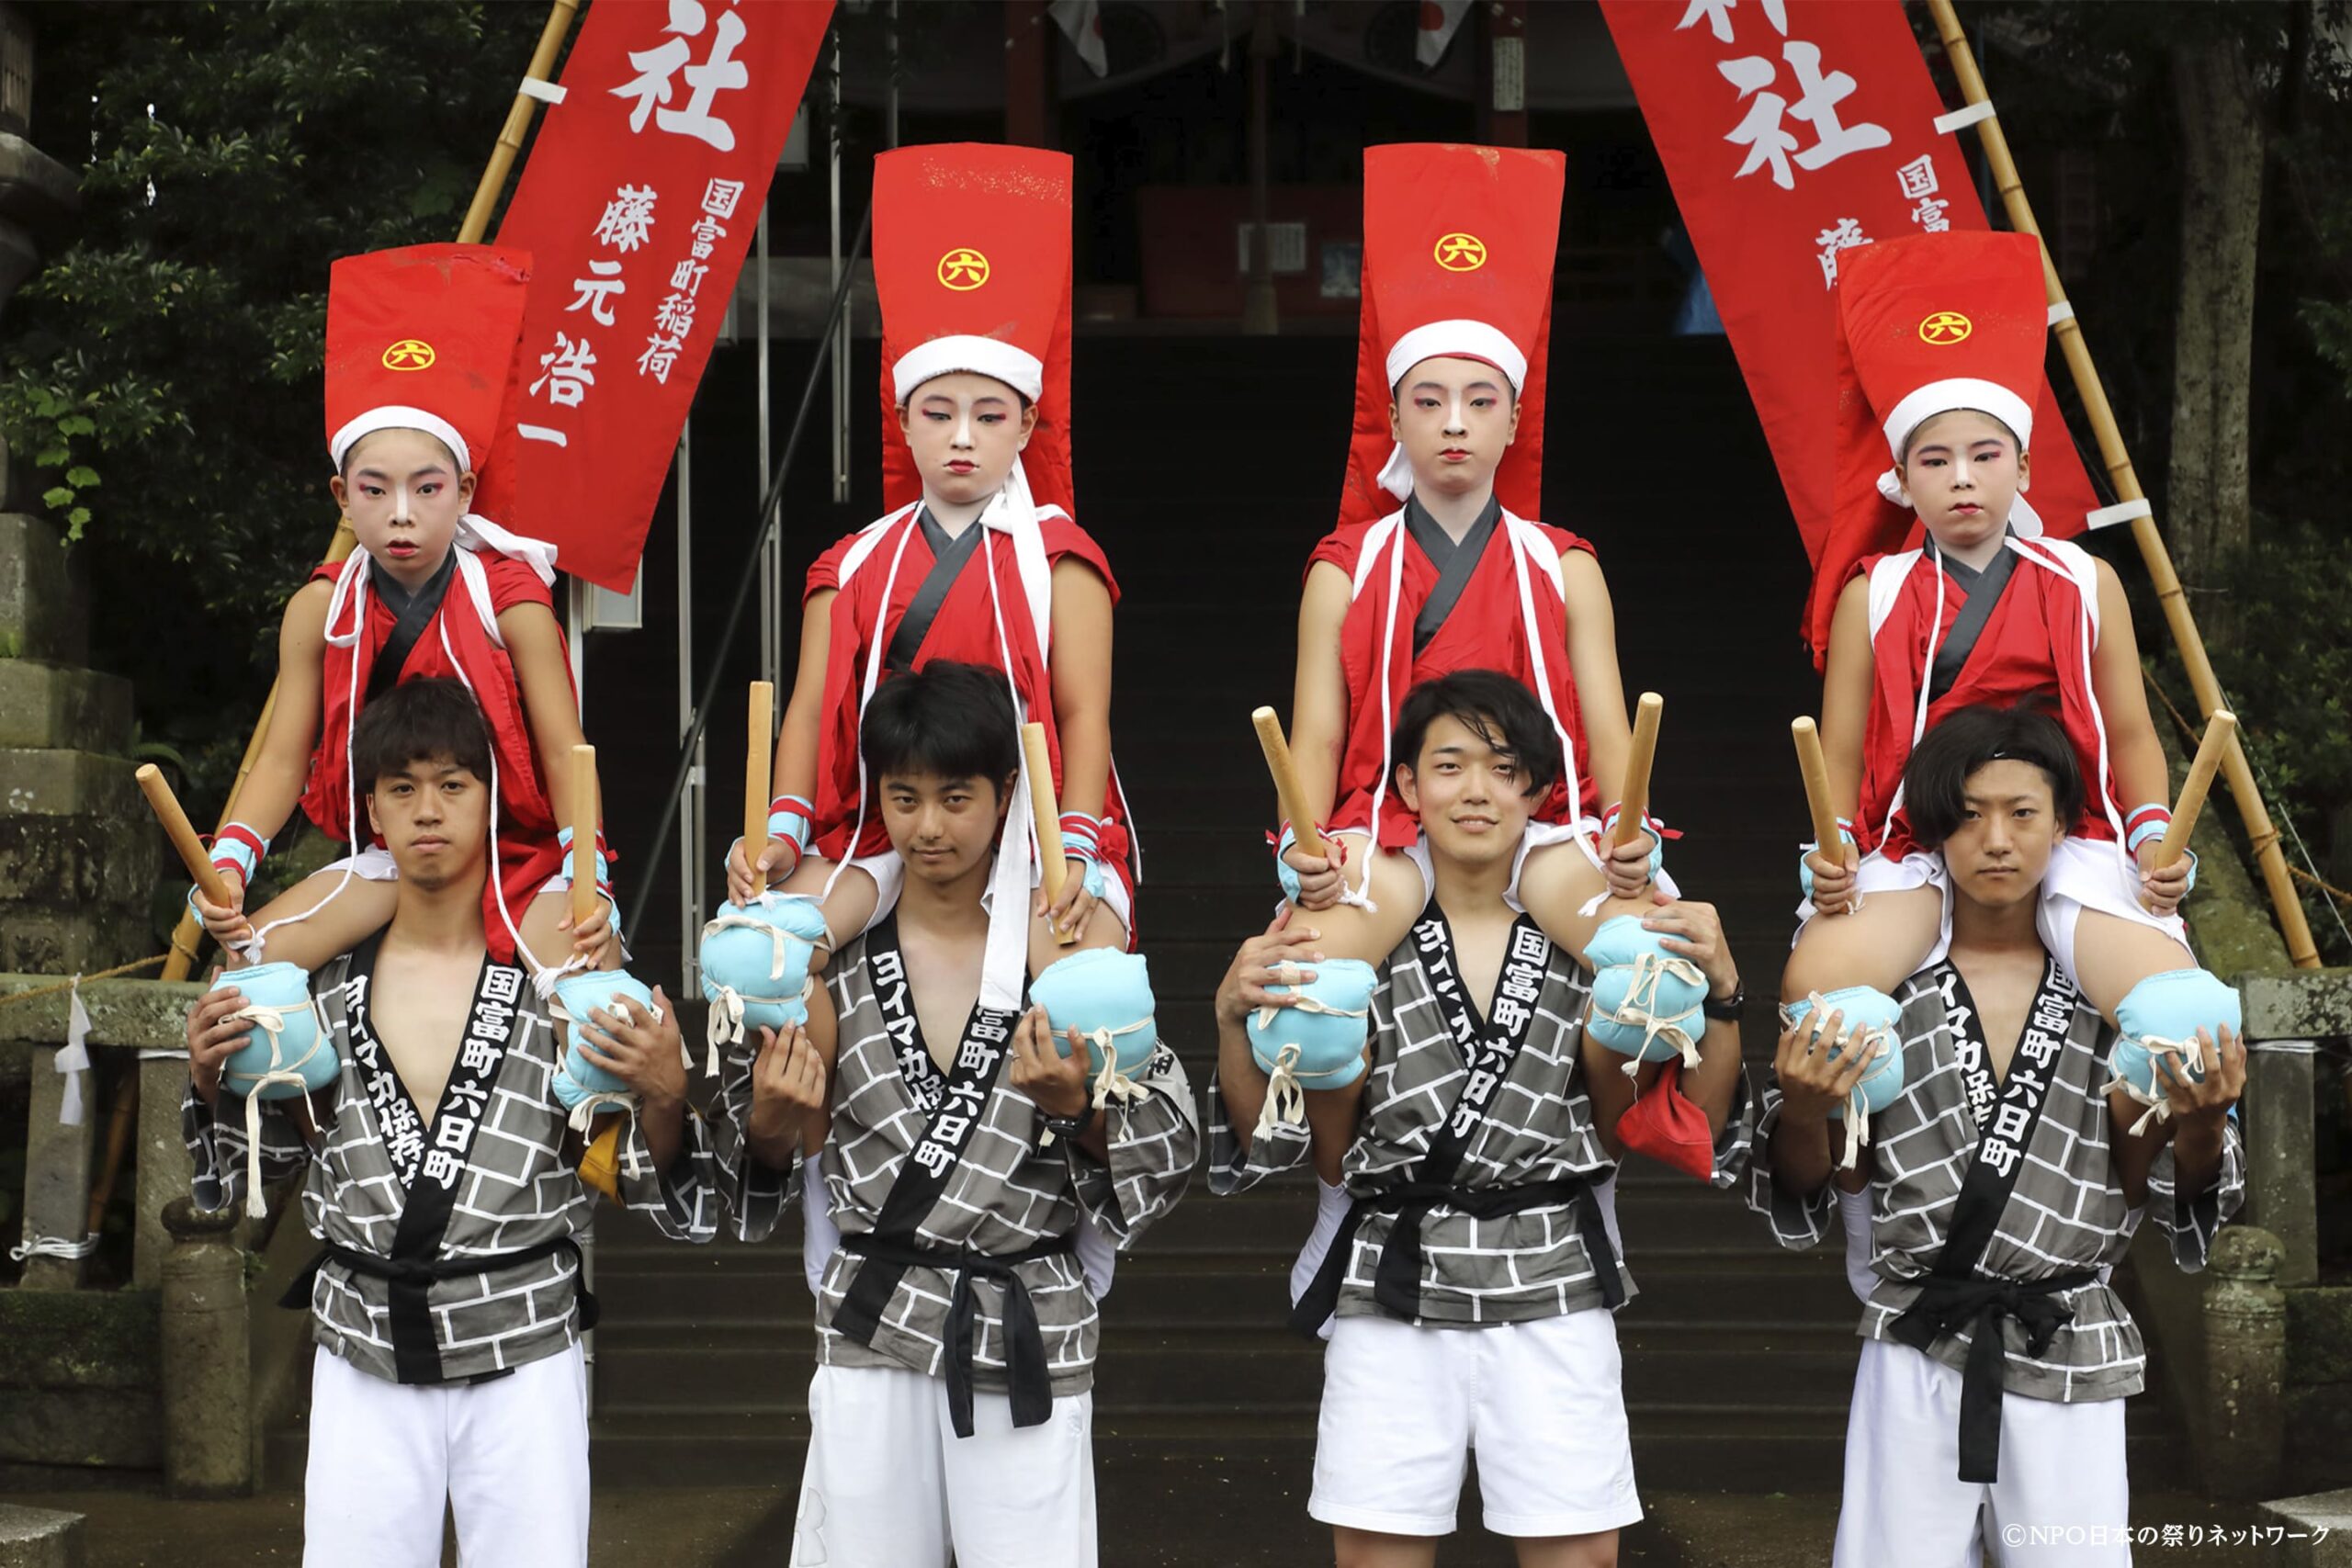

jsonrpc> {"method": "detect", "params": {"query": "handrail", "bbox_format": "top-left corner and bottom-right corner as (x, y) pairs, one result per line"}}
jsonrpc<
(624, 207), (873, 938)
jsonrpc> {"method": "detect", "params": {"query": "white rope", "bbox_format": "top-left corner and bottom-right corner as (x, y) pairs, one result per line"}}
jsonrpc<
(1352, 523), (1408, 913)
(2109, 1035), (2201, 1137)
(10, 1231), (101, 1263)
(1601, 952), (1708, 1076)
(1254, 1043), (1306, 1142)
(251, 551), (374, 964)
(225, 996), (332, 1218)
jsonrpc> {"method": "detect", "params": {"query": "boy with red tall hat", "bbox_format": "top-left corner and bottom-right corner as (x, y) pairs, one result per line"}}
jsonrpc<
(711, 142), (1158, 1111)
(192, 243), (616, 985)
(1254, 142), (1742, 1174)
(1778, 229), (2240, 1165)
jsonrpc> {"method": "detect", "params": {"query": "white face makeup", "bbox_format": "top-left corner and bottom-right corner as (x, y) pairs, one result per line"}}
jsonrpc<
(332, 426), (473, 584)
(897, 370), (1039, 514)
(1389, 355), (1521, 504)
(1897, 408), (2032, 559)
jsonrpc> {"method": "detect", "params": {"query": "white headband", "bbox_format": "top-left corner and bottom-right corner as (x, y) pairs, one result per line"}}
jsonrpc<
(1384, 319), (1528, 393)
(1882, 378), (2033, 462)
(891, 333), (1046, 406)
(329, 405), (472, 475)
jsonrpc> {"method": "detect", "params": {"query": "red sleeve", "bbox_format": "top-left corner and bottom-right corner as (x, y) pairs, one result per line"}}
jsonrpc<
(1306, 524), (1367, 582)
(478, 550), (555, 615)
(805, 528), (863, 600)
(1040, 515), (1119, 605)
(1537, 524), (1596, 564)
(307, 560), (342, 589)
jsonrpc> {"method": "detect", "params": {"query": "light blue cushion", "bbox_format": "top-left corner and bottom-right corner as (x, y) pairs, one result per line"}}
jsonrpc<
(1583, 915), (1710, 1062)
(1032, 947), (1158, 1077)
(1784, 987), (1905, 1117)
(214, 962), (336, 1100)
(1247, 958), (1376, 1089)
(551, 969), (657, 1110)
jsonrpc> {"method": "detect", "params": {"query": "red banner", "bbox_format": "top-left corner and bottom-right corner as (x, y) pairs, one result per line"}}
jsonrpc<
(482, 0), (834, 592)
(1598, 0), (2101, 651)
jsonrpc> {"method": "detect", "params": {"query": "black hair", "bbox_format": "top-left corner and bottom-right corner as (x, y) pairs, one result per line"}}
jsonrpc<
(1390, 670), (1562, 802)
(351, 676), (493, 792)
(860, 661), (1021, 791)
(1903, 703), (2085, 850)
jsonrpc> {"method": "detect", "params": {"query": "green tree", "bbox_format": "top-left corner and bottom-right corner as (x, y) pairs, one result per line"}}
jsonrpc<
(1, 1), (547, 804)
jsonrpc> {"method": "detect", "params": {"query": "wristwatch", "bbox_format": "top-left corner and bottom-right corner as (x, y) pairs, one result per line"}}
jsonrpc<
(1701, 982), (1746, 1022)
(1044, 1105), (1096, 1143)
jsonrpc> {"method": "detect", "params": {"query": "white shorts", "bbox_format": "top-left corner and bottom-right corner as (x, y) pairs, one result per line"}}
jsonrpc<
(1797, 839), (2189, 982)
(1337, 818), (1680, 919)
(795, 1363), (1096, 1568)
(855, 846), (1135, 939)
(303, 1341), (589, 1568)
(1310, 1310), (1643, 1539)
(1835, 1338), (2131, 1568)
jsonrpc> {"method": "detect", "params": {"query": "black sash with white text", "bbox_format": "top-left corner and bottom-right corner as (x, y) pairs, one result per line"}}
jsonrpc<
(831, 918), (1059, 1437)
(1892, 957), (2096, 1483)
(1292, 904), (1623, 1334)
(340, 936), (528, 1384)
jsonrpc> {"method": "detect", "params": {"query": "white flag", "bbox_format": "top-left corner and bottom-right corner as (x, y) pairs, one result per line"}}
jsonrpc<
(1049, 0), (1108, 78)
(55, 975), (91, 1126)
(1417, 0), (1472, 67)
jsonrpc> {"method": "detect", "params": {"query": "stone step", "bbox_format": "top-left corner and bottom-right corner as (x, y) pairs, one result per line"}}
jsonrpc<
(0, 1502), (85, 1568)
(0, 660), (135, 752)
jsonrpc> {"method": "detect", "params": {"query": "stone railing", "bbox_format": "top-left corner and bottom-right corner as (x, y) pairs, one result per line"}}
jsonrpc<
(2, 973), (203, 1290)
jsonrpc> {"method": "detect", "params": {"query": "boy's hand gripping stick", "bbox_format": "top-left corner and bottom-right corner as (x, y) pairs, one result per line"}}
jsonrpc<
(1251, 706), (1328, 863)
(1614, 694), (1665, 848)
(138, 763), (239, 912)
(2155, 709), (2235, 873)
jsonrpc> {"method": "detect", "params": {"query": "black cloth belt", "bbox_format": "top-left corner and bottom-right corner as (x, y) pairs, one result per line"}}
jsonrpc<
(280, 1234), (599, 1384)
(1289, 1174), (1623, 1338)
(1889, 1268), (2098, 1483)
(835, 1231), (1075, 1439)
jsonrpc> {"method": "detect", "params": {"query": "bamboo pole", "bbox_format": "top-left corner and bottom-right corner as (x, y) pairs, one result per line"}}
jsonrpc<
(1790, 718), (1849, 861)
(154, 0), (586, 985)
(137, 764), (236, 910)
(1250, 706), (1328, 861)
(2156, 710), (2236, 873)
(1023, 722), (1075, 943)
(570, 745), (600, 932)
(1614, 694), (1664, 846)
(743, 681), (775, 881)
(1925, 0), (2319, 968)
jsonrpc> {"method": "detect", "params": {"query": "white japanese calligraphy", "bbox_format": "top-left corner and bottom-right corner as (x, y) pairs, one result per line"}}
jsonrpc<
(567, 259), (626, 326)
(532, 333), (598, 408)
(594, 185), (660, 254)
(610, 0), (749, 152)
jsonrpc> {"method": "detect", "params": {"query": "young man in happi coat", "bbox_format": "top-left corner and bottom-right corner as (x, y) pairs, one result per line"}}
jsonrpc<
(1751, 703), (2245, 1568)
(1261, 142), (1723, 1186)
(713, 660), (1198, 1568)
(1213, 670), (1750, 1566)
(183, 679), (718, 1568)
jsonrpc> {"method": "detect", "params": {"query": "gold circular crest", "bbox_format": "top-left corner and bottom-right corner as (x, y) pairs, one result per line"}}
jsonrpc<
(937, 248), (990, 291)
(1433, 232), (1487, 272)
(1918, 310), (1973, 346)
(381, 338), (437, 372)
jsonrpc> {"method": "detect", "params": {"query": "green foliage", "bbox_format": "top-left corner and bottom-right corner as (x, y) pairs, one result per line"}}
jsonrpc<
(0, 1), (547, 810)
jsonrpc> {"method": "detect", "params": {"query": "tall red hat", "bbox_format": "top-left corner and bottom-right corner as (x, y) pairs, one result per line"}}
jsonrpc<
(1809, 230), (2051, 660)
(324, 244), (533, 476)
(874, 144), (1074, 520)
(1339, 143), (1565, 530)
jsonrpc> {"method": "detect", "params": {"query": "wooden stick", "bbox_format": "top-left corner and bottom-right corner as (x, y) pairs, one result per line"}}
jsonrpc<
(156, 0), (588, 988)
(1791, 718), (1849, 859)
(1250, 706), (1327, 860)
(743, 681), (775, 877)
(2155, 710), (2236, 871)
(137, 764), (236, 909)
(1925, 0), (2316, 970)
(570, 745), (599, 931)
(1613, 694), (1664, 846)
(1022, 723), (1076, 944)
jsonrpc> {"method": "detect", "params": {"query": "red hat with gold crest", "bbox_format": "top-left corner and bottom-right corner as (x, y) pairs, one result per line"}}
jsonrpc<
(1339, 142), (1565, 530)
(1808, 230), (2051, 657)
(874, 144), (1074, 520)
(323, 243), (534, 477)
